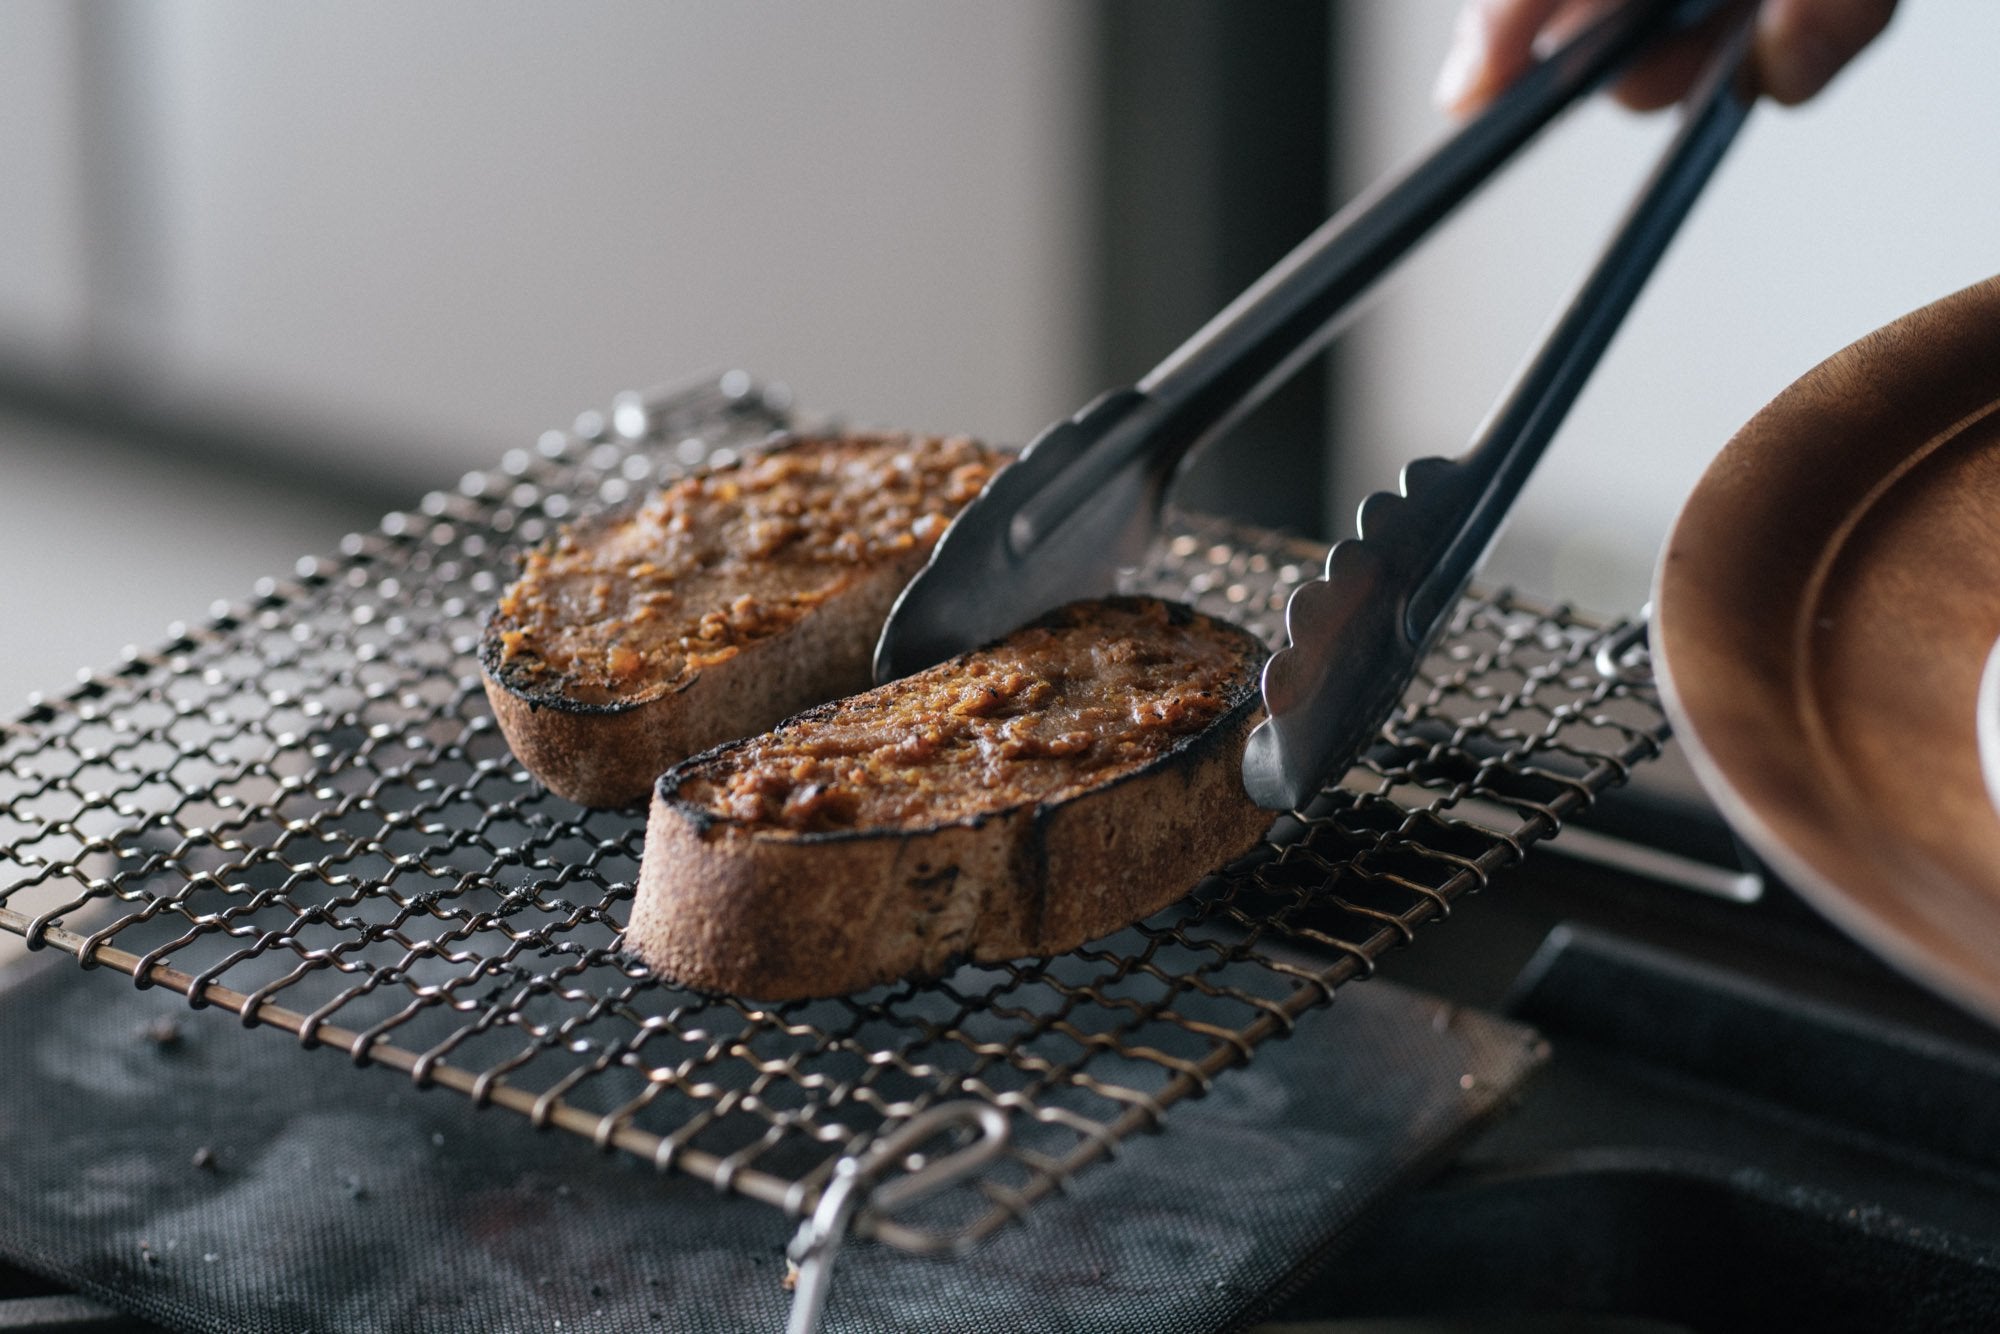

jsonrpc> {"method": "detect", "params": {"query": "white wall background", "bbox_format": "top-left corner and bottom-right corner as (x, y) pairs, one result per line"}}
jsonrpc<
(2, 2), (1094, 482)
(141, 3), (1096, 477)
(0, 1), (1095, 706)
(0, 3), (90, 379)
(1335, 2), (2000, 615)
(5, 1), (1998, 708)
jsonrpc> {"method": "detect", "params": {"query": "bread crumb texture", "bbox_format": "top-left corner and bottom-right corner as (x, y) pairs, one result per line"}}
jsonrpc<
(632, 597), (1271, 998)
(676, 598), (1259, 831)
(488, 434), (1000, 706)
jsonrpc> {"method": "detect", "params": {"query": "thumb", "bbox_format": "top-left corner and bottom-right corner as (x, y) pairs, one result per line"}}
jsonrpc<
(1435, 0), (1573, 116)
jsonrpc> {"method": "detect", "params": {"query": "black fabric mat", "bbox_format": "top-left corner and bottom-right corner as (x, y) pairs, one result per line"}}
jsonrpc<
(0, 949), (1541, 1333)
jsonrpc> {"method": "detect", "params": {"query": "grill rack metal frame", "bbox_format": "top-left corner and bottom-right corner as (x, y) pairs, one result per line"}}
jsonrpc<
(0, 376), (1667, 1271)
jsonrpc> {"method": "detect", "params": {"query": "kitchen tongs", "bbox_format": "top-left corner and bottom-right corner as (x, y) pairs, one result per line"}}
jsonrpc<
(874, 0), (1755, 811)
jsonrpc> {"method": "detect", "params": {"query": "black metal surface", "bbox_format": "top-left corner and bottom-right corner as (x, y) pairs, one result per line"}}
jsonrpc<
(1277, 856), (2000, 1333)
(0, 947), (1542, 1333)
(1294, 1160), (2000, 1333)
(1508, 926), (2000, 1175)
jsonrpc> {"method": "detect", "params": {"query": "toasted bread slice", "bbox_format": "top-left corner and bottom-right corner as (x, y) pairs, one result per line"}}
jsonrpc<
(480, 433), (1004, 806)
(629, 597), (1270, 999)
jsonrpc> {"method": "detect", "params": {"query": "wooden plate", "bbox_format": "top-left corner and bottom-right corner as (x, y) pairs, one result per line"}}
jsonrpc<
(1655, 274), (2000, 1026)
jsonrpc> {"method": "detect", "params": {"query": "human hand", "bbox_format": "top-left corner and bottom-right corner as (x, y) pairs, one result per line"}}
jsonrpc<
(1433, 0), (1898, 116)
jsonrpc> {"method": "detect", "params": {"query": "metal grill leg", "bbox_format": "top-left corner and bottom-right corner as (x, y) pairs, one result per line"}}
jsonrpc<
(785, 1101), (1010, 1334)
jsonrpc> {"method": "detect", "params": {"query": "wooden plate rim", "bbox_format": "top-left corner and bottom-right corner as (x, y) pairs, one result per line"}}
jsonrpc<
(1654, 273), (2000, 1025)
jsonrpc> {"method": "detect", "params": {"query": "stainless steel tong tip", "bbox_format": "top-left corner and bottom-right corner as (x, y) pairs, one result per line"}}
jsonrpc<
(1243, 11), (1756, 811)
(873, 389), (1167, 683)
(873, 0), (1749, 816)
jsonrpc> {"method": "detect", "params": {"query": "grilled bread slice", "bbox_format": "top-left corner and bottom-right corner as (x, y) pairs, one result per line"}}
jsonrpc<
(481, 433), (1004, 807)
(629, 597), (1271, 999)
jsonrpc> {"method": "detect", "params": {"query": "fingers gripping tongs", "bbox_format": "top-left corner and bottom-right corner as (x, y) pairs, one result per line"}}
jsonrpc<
(874, 0), (1755, 811)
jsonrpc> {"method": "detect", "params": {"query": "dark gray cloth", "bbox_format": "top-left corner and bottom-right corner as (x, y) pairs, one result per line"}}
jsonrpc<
(0, 951), (1540, 1333)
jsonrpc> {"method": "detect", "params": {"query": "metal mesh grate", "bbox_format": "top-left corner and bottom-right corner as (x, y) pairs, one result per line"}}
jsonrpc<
(0, 377), (1666, 1255)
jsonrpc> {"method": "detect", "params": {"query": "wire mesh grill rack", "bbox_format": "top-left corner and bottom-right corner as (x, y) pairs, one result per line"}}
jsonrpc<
(0, 376), (1667, 1267)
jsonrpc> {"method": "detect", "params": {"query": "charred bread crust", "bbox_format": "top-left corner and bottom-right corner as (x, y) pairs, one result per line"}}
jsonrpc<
(479, 565), (901, 809)
(479, 433), (1003, 807)
(628, 597), (1271, 999)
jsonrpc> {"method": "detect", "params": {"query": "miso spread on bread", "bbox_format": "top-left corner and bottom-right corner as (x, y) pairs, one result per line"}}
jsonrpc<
(630, 597), (1271, 999)
(480, 433), (1004, 807)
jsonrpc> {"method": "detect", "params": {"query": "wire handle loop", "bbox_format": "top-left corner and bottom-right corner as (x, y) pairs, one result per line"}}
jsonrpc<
(785, 1100), (1011, 1334)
